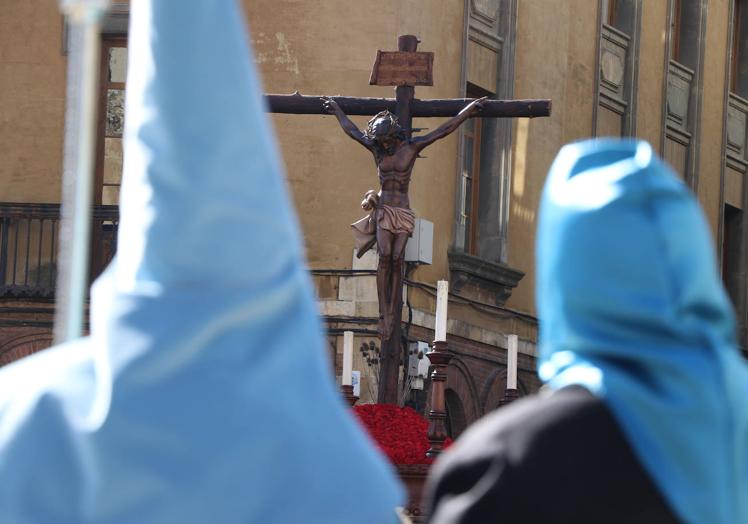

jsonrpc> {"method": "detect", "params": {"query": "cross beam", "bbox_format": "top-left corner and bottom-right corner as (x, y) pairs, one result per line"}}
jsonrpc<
(264, 93), (551, 119)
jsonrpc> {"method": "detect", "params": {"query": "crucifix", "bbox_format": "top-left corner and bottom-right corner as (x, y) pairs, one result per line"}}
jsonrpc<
(265, 35), (551, 405)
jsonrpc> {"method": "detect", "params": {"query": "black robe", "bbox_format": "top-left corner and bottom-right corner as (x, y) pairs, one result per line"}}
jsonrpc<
(425, 386), (682, 524)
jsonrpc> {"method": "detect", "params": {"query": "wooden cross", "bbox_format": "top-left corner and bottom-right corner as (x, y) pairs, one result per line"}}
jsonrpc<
(264, 35), (551, 405)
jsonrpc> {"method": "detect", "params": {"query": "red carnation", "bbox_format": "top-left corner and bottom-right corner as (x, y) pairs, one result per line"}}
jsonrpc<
(352, 404), (453, 465)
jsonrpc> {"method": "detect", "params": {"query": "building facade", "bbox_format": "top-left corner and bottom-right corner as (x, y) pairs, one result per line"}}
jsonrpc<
(0, 0), (745, 437)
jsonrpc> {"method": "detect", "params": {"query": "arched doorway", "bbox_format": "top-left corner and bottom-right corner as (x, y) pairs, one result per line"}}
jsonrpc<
(445, 388), (468, 438)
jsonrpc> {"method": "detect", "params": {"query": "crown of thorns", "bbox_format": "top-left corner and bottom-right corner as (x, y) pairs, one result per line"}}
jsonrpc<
(364, 110), (405, 140)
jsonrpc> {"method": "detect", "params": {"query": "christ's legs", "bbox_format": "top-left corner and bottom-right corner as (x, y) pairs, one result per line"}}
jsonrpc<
(389, 232), (409, 335)
(376, 227), (395, 338)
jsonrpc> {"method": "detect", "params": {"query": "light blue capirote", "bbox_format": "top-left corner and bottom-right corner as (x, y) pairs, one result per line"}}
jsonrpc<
(536, 139), (748, 524)
(0, 1), (403, 522)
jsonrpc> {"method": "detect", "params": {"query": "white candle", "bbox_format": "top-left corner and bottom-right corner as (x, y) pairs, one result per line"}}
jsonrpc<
(342, 331), (353, 386)
(434, 280), (448, 341)
(507, 334), (518, 389)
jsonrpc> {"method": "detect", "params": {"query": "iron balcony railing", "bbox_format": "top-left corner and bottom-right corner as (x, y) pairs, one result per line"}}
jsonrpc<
(0, 203), (118, 298)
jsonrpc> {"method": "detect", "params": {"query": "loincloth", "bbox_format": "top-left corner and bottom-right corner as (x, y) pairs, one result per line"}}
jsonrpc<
(351, 203), (415, 258)
(376, 205), (415, 235)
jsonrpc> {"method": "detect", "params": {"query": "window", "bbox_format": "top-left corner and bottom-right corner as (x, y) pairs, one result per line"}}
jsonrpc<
(602, 0), (638, 34)
(449, 1), (523, 305)
(461, 83), (492, 256)
(669, 0), (703, 90)
(90, 33), (128, 279)
(724, 0), (748, 355)
(671, 0), (683, 64)
(670, 0), (704, 70)
(663, 0), (706, 185)
(595, 0), (641, 137)
(602, 0), (618, 28)
(723, 204), (741, 298)
(731, 0), (748, 97)
(722, 204), (747, 353)
(90, 3), (130, 206)
(445, 389), (467, 439)
(455, 0), (514, 263)
(95, 37), (128, 206)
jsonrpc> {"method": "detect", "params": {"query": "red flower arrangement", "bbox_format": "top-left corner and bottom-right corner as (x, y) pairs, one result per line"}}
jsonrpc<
(353, 403), (453, 465)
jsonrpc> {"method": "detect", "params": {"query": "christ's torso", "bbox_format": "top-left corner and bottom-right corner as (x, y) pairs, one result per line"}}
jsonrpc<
(375, 143), (417, 208)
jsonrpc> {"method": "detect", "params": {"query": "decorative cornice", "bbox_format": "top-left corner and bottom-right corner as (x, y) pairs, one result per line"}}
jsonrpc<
(448, 250), (524, 306)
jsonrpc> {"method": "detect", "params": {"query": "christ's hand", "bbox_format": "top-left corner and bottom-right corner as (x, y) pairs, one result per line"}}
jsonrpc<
(467, 96), (488, 116)
(322, 97), (341, 115)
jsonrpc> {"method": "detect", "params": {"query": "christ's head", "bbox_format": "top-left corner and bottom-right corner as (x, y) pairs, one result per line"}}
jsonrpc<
(365, 111), (405, 151)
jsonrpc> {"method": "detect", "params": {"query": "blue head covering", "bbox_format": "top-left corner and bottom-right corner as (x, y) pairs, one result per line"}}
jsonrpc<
(0, 1), (402, 522)
(536, 139), (748, 524)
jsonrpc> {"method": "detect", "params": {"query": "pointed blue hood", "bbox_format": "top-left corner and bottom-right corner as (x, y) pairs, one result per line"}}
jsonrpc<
(536, 139), (748, 524)
(0, 1), (402, 521)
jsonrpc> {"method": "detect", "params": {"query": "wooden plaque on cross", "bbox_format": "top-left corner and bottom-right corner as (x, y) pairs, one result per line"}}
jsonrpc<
(369, 50), (434, 86)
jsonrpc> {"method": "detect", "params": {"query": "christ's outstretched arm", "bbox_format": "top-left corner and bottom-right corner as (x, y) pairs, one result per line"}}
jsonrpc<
(412, 96), (487, 151)
(323, 97), (374, 151)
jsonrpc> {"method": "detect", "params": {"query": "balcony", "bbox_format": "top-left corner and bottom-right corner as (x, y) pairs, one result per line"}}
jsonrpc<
(0, 203), (118, 299)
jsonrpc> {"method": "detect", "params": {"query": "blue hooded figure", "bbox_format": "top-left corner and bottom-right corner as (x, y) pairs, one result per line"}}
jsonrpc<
(0, 0), (403, 522)
(537, 139), (748, 523)
(426, 139), (748, 524)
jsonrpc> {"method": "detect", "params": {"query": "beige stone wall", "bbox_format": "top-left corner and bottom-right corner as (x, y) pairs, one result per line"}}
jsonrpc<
(0, 0), (66, 203)
(636, 1), (667, 149)
(506, 0), (598, 314)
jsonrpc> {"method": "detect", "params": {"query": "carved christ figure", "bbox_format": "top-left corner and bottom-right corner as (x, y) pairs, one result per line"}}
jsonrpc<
(323, 96), (486, 339)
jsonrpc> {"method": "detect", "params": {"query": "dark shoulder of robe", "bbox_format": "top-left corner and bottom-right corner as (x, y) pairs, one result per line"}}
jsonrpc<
(425, 386), (681, 524)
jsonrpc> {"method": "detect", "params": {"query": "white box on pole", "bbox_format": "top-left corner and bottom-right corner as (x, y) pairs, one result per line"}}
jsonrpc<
(404, 218), (433, 264)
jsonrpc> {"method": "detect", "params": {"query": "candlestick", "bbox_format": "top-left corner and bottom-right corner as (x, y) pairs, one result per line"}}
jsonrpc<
(434, 280), (448, 341)
(342, 330), (353, 386)
(500, 334), (520, 406)
(507, 334), (518, 389)
(426, 340), (453, 458)
(340, 384), (358, 407)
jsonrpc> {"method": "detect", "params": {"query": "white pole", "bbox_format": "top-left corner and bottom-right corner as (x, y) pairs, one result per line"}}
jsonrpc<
(342, 331), (353, 386)
(434, 280), (448, 341)
(507, 334), (518, 389)
(54, 0), (109, 343)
